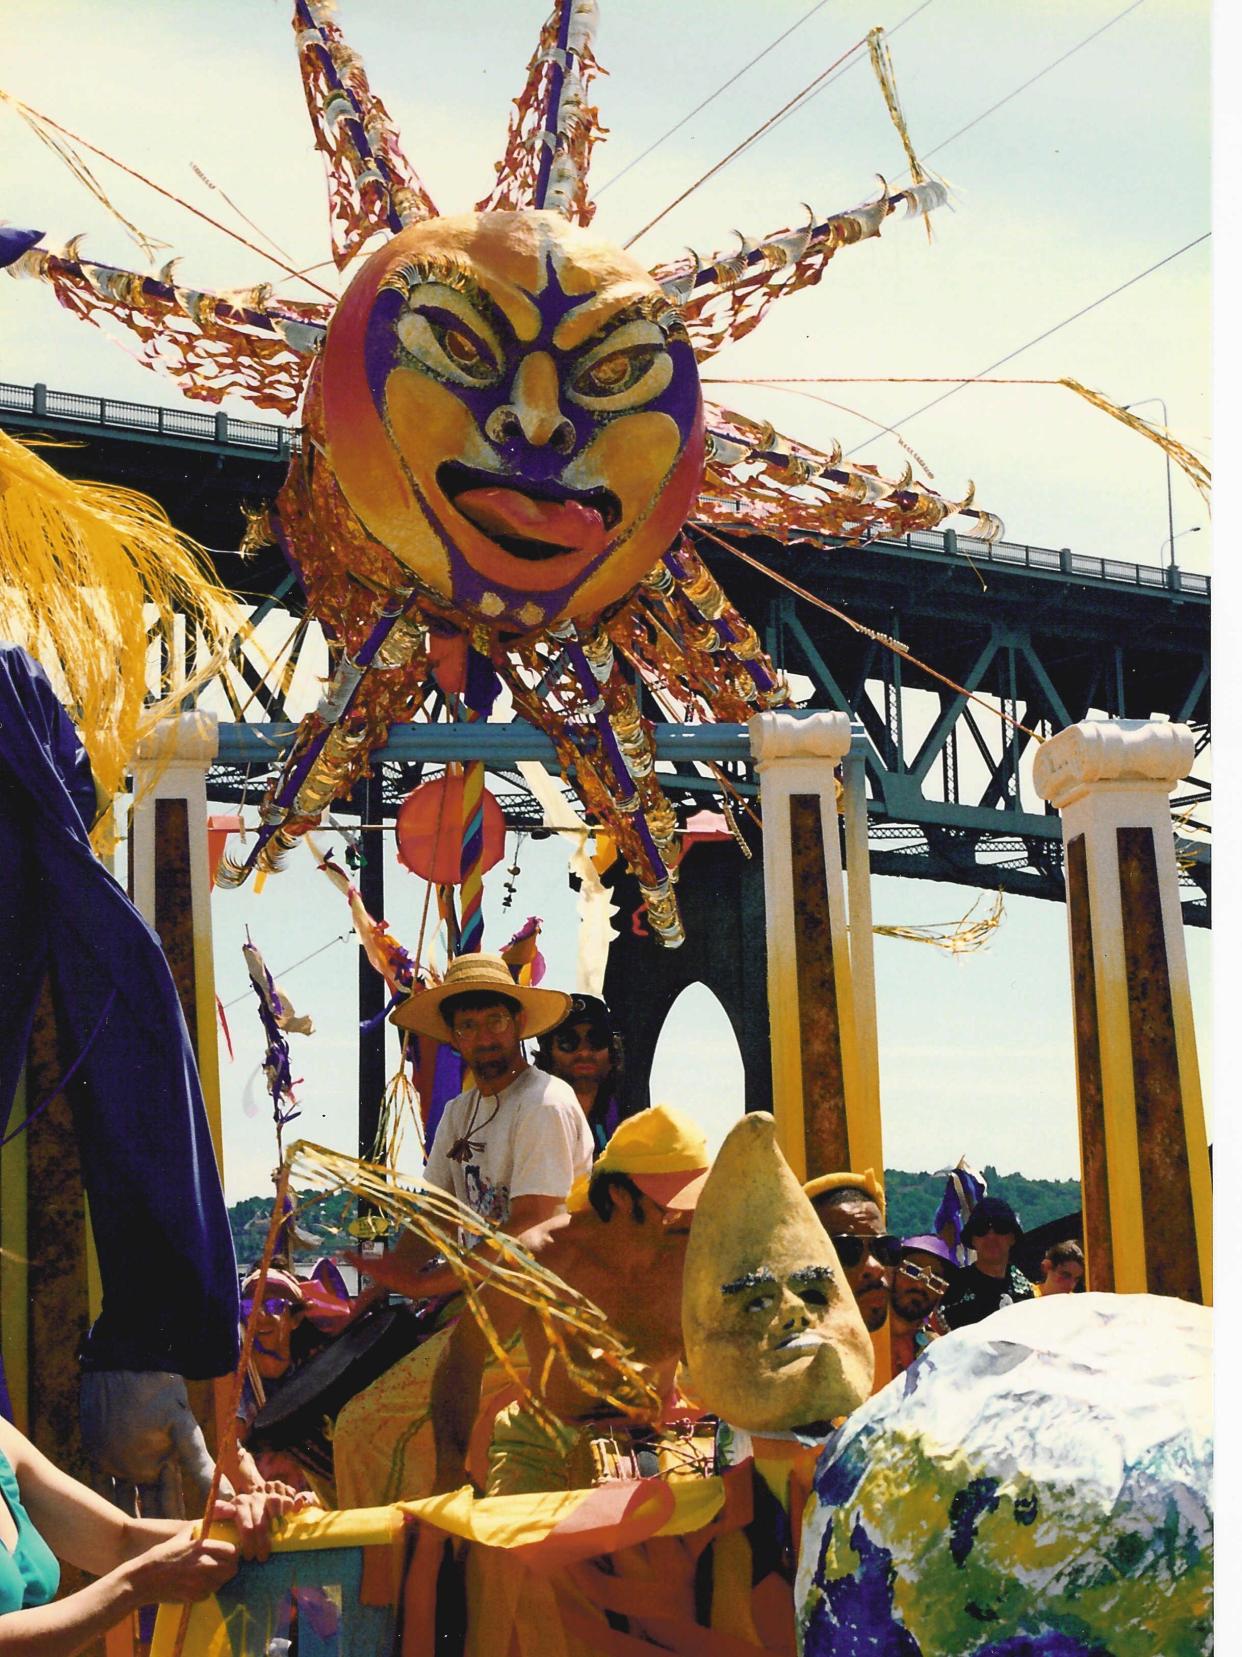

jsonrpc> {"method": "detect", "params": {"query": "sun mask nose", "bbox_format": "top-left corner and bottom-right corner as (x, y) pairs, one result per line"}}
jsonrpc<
(494, 351), (576, 451)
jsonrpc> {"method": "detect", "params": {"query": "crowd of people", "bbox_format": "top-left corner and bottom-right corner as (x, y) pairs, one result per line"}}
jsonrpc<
(240, 953), (1087, 1502)
(2, 950), (1086, 1646)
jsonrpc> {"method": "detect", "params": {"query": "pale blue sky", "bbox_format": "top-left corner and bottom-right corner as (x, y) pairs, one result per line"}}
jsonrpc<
(2, 0), (1215, 1200)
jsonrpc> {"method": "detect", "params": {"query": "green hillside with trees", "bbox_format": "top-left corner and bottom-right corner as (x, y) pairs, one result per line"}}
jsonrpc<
(228, 1168), (1080, 1266)
(883, 1166), (1080, 1239)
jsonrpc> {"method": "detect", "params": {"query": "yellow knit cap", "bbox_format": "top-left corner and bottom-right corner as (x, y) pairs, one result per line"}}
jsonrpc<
(801, 1167), (886, 1219)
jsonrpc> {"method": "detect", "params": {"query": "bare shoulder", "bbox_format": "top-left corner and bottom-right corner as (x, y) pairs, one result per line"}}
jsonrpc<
(0, 1414), (30, 1470)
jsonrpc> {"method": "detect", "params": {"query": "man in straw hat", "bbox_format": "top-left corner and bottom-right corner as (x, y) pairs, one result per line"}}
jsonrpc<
(371, 953), (593, 1300)
(429, 1105), (711, 1496)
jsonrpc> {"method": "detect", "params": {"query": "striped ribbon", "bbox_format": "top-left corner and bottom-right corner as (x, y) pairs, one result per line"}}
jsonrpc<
(458, 708), (487, 953)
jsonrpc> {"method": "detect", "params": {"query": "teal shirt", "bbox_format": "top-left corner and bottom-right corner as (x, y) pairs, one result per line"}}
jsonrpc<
(0, 1445), (61, 1614)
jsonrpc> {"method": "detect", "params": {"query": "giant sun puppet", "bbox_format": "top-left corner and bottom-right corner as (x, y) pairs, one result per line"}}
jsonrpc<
(6, 1), (997, 948)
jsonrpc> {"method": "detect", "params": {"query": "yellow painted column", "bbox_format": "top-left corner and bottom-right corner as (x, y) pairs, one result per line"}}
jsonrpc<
(1032, 719), (1210, 1304)
(750, 711), (889, 1381)
(129, 712), (225, 1167)
(841, 736), (882, 1168)
(130, 711), (230, 1455)
(750, 712), (859, 1181)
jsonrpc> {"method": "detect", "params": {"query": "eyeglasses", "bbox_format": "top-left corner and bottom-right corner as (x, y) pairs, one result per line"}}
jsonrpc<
(245, 1297), (304, 1319)
(969, 1220), (1014, 1238)
(451, 1010), (514, 1038)
(827, 1234), (904, 1269)
(897, 1260), (950, 1295)
(552, 1027), (610, 1054)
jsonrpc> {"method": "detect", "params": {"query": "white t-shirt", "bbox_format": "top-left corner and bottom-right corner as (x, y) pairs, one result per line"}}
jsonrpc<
(423, 1064), (592, 1236)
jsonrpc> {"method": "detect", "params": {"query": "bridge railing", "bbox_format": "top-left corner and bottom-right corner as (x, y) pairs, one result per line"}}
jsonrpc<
(0, 379), (300, 456)
(0, 380), (1208, 596)
(901, 527), (1208, 596)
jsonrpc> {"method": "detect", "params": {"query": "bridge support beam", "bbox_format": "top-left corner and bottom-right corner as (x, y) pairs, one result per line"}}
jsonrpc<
(749, 712), (882, 1185)
(1033, 719), (1211, 1304)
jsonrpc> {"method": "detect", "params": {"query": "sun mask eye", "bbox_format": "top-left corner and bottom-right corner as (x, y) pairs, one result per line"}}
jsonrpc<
(569, 319), (674, 412)
(396, 290), (503, 389)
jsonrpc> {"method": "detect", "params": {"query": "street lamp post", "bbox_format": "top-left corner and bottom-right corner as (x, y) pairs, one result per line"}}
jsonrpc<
(1161, 526), (1201, 564)
(1123, 397), (1176, 568)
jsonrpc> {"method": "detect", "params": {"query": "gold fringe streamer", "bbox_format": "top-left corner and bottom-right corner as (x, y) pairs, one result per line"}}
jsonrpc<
(0, 430), (241, 820)
(281, 1140), (662, 1440)
(1, 90), (168, 260)
(873, 890), (1005, 954)
(866, 28), (936, 239)
(1058, 379), (1212, 508)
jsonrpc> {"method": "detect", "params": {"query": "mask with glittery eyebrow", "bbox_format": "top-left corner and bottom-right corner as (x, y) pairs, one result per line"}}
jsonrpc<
(681, 1112), (874, 1435)
(315, 208), (705, 632)
(722, 1268), (778, 1298)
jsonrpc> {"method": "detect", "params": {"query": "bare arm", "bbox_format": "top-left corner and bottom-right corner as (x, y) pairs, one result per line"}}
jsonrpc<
(347, 1195), (565, 1302)
(0, 1419), (237, 1657)
(0, 1420), (310, 1657)
(505, 1194), (563, 1233)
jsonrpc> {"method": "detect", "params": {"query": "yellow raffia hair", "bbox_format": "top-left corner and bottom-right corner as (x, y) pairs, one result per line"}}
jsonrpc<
(0, 429), (241, 818)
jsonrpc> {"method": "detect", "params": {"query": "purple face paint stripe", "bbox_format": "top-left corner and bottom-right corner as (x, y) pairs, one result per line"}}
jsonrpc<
(364, 287), (407, 407)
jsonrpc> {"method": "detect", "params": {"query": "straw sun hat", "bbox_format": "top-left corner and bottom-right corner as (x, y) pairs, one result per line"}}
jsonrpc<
(389, 951), (571, 1041)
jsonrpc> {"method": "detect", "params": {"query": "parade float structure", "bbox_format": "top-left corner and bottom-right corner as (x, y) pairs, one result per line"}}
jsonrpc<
(0, 2), (1213, 1650)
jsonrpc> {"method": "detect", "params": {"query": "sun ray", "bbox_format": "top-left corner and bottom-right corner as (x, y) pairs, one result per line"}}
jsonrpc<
(293, 0), (438, 269)
(476, 0), (606, 223)
(651, 180), (948, 361)
(4, 236), (328, 414)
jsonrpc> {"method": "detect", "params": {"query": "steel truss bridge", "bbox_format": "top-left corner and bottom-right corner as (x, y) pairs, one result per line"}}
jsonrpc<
(2, 379), (1211, 926)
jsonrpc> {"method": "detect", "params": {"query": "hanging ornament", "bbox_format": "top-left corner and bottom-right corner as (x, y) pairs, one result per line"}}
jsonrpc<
(394, 773), (506, 885)
(501, 831), (526, 910)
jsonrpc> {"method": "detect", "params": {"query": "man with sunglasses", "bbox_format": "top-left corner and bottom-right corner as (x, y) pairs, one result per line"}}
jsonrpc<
(939, 1197), (1035, 1329)
(802, 1171), (901, 1335)
(890, 1235), (957, 1374)
(534, 994), (632, 1156)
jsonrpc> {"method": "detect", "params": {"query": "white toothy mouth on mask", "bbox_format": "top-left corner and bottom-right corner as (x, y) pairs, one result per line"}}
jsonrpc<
(774, 1330), (830, 1352)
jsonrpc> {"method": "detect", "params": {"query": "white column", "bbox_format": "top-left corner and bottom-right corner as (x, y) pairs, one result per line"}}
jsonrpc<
(1032, 718), (1210, 1303)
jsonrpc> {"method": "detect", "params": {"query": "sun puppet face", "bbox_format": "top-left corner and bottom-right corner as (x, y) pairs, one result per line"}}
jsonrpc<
(318, 211), (705, 631)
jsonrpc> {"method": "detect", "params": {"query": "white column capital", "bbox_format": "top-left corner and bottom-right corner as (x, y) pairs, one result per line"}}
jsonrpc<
(1032, 719), (1194, 812)
(133, 711), (220, 773)
(748, 710), (852, 768)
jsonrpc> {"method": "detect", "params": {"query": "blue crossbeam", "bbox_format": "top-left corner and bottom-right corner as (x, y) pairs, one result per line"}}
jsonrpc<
(215, 717), (763, 767)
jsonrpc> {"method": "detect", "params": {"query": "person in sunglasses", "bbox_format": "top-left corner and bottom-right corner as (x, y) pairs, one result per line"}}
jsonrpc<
(890, 1235), (958, 1374)
(801, 1171), (900, 1335)
(534, 994), (633, 1157)
(939, 1197), (1036, 1329)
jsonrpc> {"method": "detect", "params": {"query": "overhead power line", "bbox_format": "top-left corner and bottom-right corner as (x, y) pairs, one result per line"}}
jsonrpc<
(594, 0), (837, 198)
(847, 231), (1211, 455)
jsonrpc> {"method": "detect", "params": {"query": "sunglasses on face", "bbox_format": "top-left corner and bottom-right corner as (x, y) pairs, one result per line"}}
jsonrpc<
(897, 1260), (950, 1295)
(552, 1027), (610, 1054)
(828, 1234), (904, 1269)
(969, 1220), (1015, 1238)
